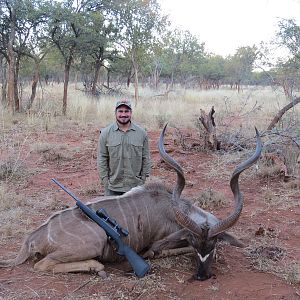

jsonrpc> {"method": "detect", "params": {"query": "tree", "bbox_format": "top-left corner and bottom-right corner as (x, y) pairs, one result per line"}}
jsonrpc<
(113, 0), (166, 105)
(263, 18), (300, 129)
(274, 18), (300, 99)
(0, 0), (50, 112)
(201, 55), (225, 89)
(0, 0), (17, 112)
(176, 30), (206, 86)
(18, 1), (51, 109)
(77, 9), (119, 95)
(49, 0), (89, 115)
(153, 29), (206, 90)
(225, 46), (257, 92)
(0, 54), (7, 105)
(276, 19), (300, 59)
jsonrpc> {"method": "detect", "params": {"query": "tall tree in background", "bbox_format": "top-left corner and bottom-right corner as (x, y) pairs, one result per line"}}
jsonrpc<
(78, 9), (118, 95)
(0, 0), (49, 112)
(17, 0), (50, 110)
(201, 55), (226, 89)
(0, 54), (7, 105)
(225, 46), (257, 92)
(265, 18), (300, 130)
(49, 0), (87, 115)
(1, 0), (17, 112)
(276, 19), (300, 59)
(155, 29), (206, 90)
(113, 0), (166, 105)
(175, 30), (206, 86)
(275, 18), (300, 99)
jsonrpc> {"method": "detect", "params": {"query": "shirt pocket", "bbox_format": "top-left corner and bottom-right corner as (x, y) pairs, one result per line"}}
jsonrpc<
(107, 141), (122, 158)
(128, 140), (143, 158)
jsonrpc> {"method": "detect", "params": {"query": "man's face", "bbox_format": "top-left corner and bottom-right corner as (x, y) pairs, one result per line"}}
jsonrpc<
(115, 105), (132, 125)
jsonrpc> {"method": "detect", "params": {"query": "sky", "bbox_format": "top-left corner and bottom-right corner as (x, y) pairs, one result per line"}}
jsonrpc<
(158, 0), (300, 57)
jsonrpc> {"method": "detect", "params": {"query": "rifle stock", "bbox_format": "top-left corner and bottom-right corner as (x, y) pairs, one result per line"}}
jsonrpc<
(51, 178), (150, 278)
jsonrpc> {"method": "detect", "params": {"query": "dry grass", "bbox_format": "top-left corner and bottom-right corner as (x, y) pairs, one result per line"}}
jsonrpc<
(203, 149), (259, 181)
(286, 178), (300, 189)
(192, 187), (227, 209)
(43, 254), (195, 300)
(0, 206), (32, 239)
(0, 183), (45, 240)
(258, 163), (284, 178)
(245, 224), (300, 286)
(31, 142), (72, 162)
(2, 83), (297, 132)
(60, 270), (172, 300)
(0, 183), (27, 210)
(283, 146), (300, 176)
(79, 182), (101, 196)
(0, 127), (32, 183)
(246, 242), (300, 285)
(261, 186), (300, 209)
(202, 153), (233, 180)
(0, 181), (63, 242)
(0, 159), (28, 182)
(258, 143), (300, 180)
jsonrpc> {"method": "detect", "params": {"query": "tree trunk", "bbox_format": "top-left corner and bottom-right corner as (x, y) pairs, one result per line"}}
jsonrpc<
(281, 79), (293, 100)
(27, 59), (40, 110)
(199, 106), (220, 150)
(63, 60), (71, 116)
(0, 56), (7, 106)
(14, 57), (20, 112)
(153, 62), (161, 90)
(267, 96), (300, 130)
(92, 58), (101, 95)
(133, 67), (139, 106)
(127, 65), (134, 87)
(132, 52), (139, 106)
(7, 8), (16, 113)
(92, 47), (104, 95)
(170, 71), (175, 89)
(107, 69), (110, 88)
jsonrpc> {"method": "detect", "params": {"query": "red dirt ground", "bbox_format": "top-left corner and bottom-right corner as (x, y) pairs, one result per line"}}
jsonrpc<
(0, 122), (299, 299)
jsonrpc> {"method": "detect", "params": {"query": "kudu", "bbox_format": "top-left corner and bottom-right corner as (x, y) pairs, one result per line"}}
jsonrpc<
(0, 124), (262, 280)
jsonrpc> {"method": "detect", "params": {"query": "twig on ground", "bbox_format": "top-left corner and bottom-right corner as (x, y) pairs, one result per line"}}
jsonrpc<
(71, 275), (97, 293)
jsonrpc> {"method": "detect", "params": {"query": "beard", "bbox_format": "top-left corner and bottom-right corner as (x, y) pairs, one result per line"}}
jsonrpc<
(117, 117), (131, 125)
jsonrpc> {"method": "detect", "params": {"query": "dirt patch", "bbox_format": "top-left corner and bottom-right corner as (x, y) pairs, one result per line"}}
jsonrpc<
(0, 123), (299, 299)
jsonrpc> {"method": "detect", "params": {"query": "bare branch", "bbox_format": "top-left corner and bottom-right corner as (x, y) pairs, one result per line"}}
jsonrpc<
(267, 96), (300, 130)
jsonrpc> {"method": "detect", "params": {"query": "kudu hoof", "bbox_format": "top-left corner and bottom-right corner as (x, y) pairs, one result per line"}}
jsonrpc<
(97, 270), (107, 278)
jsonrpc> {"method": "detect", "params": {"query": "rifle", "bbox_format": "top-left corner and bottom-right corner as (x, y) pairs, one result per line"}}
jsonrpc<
(51, 178), (150, 278)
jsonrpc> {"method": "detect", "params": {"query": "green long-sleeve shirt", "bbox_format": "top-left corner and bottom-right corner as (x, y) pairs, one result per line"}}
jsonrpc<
(97, 122), (151, 193)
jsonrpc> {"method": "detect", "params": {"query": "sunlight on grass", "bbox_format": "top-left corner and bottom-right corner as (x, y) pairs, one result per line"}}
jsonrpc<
(1, 83), (298, 133)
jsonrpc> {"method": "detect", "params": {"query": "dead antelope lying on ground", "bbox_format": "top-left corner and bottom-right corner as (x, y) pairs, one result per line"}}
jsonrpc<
(0, 124), (262, 280)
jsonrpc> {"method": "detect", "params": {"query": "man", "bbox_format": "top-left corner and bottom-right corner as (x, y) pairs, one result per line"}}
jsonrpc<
(97, 99), (151, 196)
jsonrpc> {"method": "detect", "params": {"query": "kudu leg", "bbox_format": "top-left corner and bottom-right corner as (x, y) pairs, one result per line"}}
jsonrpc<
(143, 229), (190, 258)
(34, 256), (106, 276)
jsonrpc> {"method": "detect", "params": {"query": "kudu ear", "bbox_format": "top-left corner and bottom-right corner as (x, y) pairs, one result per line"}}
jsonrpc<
(217, 232), (245, 248)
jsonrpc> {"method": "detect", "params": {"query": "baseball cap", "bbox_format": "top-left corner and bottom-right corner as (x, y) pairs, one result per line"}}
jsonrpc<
(115, 100), (132, 110)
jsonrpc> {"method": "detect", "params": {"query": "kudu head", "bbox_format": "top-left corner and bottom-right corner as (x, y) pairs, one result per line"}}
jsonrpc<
(159, 123), (262, 280)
